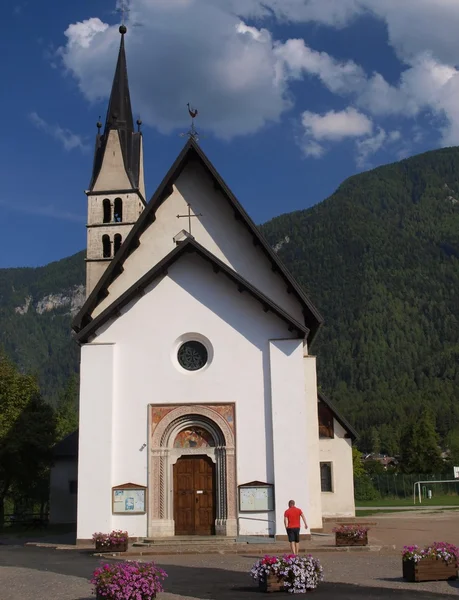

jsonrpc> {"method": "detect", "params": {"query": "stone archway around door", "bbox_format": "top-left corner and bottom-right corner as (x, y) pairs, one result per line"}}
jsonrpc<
(149, 404), (237, 538)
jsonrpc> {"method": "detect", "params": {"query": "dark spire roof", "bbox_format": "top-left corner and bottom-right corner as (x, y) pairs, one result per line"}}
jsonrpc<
(89, 26), (141, 190)
(104, 27), (134, 136)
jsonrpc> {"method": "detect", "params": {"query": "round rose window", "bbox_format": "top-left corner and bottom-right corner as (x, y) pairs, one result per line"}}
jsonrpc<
(177, 341), (208, 371)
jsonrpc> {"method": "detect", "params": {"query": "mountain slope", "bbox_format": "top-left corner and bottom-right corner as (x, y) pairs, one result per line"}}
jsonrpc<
(0, 251), (85, 405)
(2, 147), (459, 452)
(261, 147), (459, 451)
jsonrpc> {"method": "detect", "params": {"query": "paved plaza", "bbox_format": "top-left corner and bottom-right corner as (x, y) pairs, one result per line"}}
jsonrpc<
(0, 510), (458, 600)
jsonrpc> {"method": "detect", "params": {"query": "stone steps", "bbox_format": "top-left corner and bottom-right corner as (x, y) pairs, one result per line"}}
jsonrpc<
(133, 536), (238, 547)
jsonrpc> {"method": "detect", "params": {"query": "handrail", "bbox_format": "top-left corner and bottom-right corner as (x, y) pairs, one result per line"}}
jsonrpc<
(238, 516), (275, 523)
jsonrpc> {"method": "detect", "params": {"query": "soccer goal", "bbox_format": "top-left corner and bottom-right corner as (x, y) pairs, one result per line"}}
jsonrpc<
(413, 479), (459, 504)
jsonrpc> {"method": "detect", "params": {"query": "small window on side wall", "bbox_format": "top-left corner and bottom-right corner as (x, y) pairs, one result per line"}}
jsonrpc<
(320, 462), (333, 492)
(318, 403), (334, 439)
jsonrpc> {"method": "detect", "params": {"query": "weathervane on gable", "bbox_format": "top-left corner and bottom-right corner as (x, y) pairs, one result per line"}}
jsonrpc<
(180, 103), (202, 142)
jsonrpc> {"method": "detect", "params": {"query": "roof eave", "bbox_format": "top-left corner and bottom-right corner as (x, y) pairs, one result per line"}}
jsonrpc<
(318, 391), (358, 440)
(75, 239), (309, 344)
(74, 139), (323, 343)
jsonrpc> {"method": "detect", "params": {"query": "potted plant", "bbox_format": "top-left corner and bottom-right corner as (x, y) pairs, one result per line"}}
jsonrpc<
(250, 554), (324, 593)
(333, 524), (369, 547)
(402, 542), (459, 582)
(92, 530), (129, 553)
(91, 561), (167, 600)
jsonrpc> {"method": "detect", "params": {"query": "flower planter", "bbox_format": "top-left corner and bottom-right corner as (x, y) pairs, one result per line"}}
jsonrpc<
(403, 558), (458, 582)
(251, 554), (323, 593)
(335, 532), (368, 547)
(96, 595), (155, 600)
(258, 574), (286, 593)
(95, 541), (128, 553)
(92, 561), (167, 600)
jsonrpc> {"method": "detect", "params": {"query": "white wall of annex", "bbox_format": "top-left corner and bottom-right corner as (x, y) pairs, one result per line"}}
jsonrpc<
(94, 161), (305, 325)
(319, 421), (355, 517)
(303, 356), (323, 529)
(91, 253), (303, 537)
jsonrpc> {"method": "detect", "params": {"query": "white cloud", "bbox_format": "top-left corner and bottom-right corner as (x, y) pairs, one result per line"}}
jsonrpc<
(58, 6), (291, 139)
(355, 127), (400, 168)
(302, 107), (372, 140)
(224, 0), (366, 27)
(300, 107), (372, 157)
(275, 38), (365, 94)
(55, 0), (459, 153)
(29, 112), (88, 152)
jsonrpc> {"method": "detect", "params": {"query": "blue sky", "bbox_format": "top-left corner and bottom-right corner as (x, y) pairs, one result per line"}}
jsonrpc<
(2, 0), (459, 268)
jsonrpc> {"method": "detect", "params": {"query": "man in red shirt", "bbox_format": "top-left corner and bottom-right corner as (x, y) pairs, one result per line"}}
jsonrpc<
(284, 499), (307, 554)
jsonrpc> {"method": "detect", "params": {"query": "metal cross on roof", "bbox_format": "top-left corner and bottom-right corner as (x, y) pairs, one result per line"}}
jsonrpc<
(117, 0), (129, 25)
(176, 203), (202, 235)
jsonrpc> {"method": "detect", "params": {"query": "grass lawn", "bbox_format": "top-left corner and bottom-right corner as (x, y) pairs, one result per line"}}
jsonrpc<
(356, 495), (459, 508)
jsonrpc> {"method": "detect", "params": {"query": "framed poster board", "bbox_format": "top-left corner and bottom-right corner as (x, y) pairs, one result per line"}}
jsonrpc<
(112, 483), (146, 515)
(238, 481), (274, 513)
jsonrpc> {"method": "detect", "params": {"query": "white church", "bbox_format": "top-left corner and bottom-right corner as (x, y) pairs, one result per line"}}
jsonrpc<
(68, 25), (356, 543)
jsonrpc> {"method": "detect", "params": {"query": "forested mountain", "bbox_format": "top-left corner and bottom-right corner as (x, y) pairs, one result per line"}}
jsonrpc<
(0, 251), (85, 405)
(261, 146), (459, 453)
(2, 146), (459, 452)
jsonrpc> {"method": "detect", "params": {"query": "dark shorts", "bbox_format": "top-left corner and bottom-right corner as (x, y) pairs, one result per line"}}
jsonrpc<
(287, 528), (300, 543)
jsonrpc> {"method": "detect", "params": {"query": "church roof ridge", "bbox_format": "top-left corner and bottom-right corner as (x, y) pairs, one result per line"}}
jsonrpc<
(74, 138), (323, 343)
(73, 237), (310, 344)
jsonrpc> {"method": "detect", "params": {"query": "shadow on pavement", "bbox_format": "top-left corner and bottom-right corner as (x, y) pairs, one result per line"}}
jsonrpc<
(1, 546), (459, 600)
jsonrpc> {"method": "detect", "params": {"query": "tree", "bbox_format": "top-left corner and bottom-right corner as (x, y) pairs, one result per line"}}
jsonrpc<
(400, 409), (444, 474)
(55, 374), (79, 442)
(445, 427), (459, 469)
(370, 428), (381, 454)
(352, 446), (365, 479)
(0, 353), (56, 525)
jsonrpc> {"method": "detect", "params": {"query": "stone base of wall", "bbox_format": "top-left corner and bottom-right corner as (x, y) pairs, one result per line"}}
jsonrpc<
(148, 519), (175, 538)
(215, 518), (237, 537)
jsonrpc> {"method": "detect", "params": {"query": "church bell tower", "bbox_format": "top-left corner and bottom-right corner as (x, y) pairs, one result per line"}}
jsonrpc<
(85, 25), (146, 298)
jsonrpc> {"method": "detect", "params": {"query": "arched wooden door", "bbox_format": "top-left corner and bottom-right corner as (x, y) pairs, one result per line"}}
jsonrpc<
(173, 456), (216, 535)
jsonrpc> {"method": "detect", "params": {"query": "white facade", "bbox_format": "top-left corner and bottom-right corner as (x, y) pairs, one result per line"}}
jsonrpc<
(73, 28), (355, 542)
(76, 252), (326, 540)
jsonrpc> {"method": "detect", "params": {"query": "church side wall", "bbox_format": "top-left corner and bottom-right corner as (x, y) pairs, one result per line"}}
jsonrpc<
(89, 255), (304, 538)
(269, 342), (322, 536)
(93, 163), (305, 325)
(319, 422), (355, 517)
(77, 344), (115, 541)
(303, 356), (323, 529)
